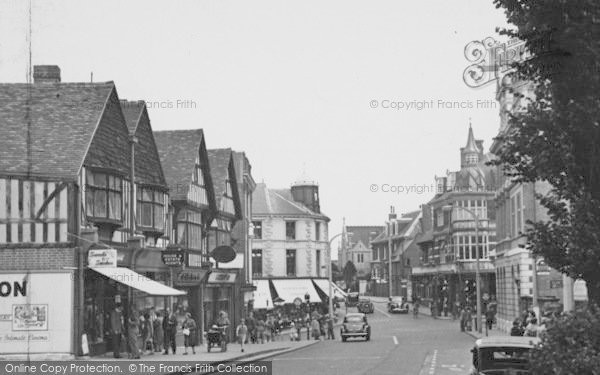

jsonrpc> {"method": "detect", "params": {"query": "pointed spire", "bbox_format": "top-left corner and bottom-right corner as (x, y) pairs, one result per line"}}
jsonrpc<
(464, 119), (479, 153)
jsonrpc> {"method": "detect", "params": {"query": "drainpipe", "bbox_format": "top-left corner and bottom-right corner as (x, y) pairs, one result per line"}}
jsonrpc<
(531, 182), (539, 317)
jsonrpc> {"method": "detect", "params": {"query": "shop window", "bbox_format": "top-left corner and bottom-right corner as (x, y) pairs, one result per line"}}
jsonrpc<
(86, 170), (122, 221)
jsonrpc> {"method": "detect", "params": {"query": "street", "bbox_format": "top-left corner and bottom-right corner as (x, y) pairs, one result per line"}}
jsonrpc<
(271, 301), (474, 375)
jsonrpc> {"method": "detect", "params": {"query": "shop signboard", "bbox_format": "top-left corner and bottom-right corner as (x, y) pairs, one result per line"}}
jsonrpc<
(207, 271), (237, 284)
(87, 249), (117, 267)
(0, 272), (73, 355)
(175, 269), (207, 286)
(162, 251), (184, 267)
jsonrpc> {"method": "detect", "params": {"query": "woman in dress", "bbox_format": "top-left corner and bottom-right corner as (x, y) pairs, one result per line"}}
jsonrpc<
(127, 308), (141, 359)
(182, 312), (197, 355)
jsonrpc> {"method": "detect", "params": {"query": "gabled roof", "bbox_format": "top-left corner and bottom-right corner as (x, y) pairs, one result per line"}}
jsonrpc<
(371, 210), (422, 245)
(207, 148), (242, 219)
(252, 182), (329, 220)
(0, 82), (117, 180)
(154, 129), (216, 205)
(120, 100), (167, 188)
(346, 226), (385, 249)
(464, 124), (479, 153)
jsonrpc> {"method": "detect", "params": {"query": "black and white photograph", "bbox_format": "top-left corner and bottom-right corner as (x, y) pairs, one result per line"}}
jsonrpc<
(0, 1), (599, 374)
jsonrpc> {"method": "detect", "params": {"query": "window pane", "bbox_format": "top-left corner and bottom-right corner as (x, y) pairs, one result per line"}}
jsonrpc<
(143, 189), (152, 202)
(95, 173), (107, 188)
(154, 192), (163, 203)
(109, 192), (121, 220)
(114, 177), (122, 191)
(142, 202), (153, 227)
(154, 205), (164, 230)
(86, 190), (94, 216)
(95, 190), (107, 217)
(108, 175), (114, 190)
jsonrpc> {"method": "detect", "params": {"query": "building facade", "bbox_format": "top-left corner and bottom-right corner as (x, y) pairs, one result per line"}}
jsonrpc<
(250, 180), (332, 310)
(338, 224), (384, 279)
(412, 125), (497, 317)
(491, 74), (588, 332)
(369, 208), (421, 298)
(0, 66), (181, 358)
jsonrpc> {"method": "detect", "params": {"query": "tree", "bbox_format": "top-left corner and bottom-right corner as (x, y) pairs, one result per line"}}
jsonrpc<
(492, 0), (600, 304)
(331, 261), (343, 282)
(342, 261), (357, 291)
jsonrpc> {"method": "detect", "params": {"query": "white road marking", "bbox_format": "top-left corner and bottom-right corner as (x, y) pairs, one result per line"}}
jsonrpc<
(393, 336), (398, 345)
(429, 349), (438, 375)
(374, 306), (391, 318)
(274, 356), (383, 361)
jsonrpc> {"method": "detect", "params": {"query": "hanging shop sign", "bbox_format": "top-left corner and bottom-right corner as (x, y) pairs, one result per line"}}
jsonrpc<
(87, 249), (117, 267)
(161, 251), (184, 267)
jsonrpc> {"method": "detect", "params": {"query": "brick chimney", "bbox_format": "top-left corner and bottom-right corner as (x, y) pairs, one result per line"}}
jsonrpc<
(388, 206), (397, 221)
(33, 65), (61, 83)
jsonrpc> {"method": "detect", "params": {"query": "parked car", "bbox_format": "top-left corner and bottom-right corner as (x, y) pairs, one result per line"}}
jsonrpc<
(340, 313), (370, 342)
(469, 336), (541, 375)
(357, 298), (374, 314)
(387, 296), (409, 313)
(346, 292), (360, 307)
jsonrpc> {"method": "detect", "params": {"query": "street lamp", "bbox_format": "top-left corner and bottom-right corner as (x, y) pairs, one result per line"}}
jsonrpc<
(442, 204), (484, 334)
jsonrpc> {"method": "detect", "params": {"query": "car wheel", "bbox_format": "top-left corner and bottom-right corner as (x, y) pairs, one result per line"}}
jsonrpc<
(366, 335), (370, 341)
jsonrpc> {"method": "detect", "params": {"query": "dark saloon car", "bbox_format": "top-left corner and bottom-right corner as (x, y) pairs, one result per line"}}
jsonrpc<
(346, 292), (360, 307)
(387, 296), (409, 313)
(340, 313), (370, 342)
(357, 298), (374, 314)
(469, 336), (541, 375)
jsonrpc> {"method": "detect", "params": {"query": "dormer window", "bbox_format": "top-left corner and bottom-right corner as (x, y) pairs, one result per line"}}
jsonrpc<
(193, 163), (205, 187)
(86, 170), (122, 221)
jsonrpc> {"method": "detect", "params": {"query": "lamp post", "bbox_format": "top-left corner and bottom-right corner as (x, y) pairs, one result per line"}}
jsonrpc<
(442, 204), (484, 334)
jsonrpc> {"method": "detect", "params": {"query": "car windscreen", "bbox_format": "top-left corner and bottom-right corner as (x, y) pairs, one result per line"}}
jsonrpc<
(479, 347), (531, 371)
(345, 316), (364, 323)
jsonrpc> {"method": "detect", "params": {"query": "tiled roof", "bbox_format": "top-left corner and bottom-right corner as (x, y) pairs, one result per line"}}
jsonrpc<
(154, 129), (206, 201)
(207, 148), (239, 216)
(371, 210), (422, 245)
(121, 100), (167, 188)
(346, 226), (385, 248)
(252, 182), (329, 220)
(0, 82), (115, 180)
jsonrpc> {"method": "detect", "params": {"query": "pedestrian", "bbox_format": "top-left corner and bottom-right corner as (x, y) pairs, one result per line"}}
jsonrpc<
(510, 319), (524, 336)
(265, 316), (273, 342)
(127, 308), (141, 359)
(182, 312), (197, 355)
(110, 304), (124, 358)
(163, 309), (177, 355)
(305, 314), (311, 340)
(485, 308), (495, 331)
(326, 315), (335, 340)
(289, 320), (298, 341)
(236, 319), (248, 352)
(311, 318), (320, 340)
(459, 307), (467, 332)
(465, 307), (473, 331)
(153, 311), (163, 353)
(525, 318), (539, 337)
(141, 312), (154, 354)
(246, 314), (256, 344)
(256, 317), (266, 344)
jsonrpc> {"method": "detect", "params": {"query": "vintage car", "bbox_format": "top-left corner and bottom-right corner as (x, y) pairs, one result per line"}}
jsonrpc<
(357, 298), (374, 314)
(340, 313), (370, 342)
(346, 292), (360, 307)
(387, 296), (409, 313)
(469, 336), (541, 375)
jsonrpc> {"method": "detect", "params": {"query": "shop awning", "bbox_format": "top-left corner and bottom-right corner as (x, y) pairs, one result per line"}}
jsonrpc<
(312, 279), (347, 299)
(91, 267), (186, 296)
(271, 279), (322, 304)
(252, 279), (274, 310)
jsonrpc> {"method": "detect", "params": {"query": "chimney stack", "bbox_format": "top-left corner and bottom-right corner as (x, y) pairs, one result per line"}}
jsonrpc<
(388, 206), (397, 221)
(33, 65), (61, 83)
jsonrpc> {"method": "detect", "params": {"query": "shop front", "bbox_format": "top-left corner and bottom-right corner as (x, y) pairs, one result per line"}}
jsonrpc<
(0, 272), (74, 359)
(82, 248), (185, 356)
(204, 269), (240, 340)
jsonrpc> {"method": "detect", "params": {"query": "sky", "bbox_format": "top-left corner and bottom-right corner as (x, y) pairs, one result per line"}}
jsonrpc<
(0, 0), (509, 257)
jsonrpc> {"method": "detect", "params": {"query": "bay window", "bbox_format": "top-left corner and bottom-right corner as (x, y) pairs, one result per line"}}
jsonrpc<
(136, 187), (165, 231)
(86, 170), (122, 221)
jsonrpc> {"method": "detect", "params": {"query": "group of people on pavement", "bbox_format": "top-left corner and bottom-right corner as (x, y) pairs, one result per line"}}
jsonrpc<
(109, 304), (197, 358)
(510, 310), (552, 337)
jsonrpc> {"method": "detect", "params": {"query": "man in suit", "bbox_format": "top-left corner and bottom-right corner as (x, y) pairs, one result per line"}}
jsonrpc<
(110, 304), (124, 358)
(162, 309), (177, 354)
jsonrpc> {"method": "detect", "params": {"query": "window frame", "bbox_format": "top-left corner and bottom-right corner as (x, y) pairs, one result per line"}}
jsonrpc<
(285, 221), (296, 240)
(136, 186), (165, 231)
(85, 170), (123, 221)
(252, 249), (263, 278)
(286, 249), (296, 277)
(252, 221), (262, 239)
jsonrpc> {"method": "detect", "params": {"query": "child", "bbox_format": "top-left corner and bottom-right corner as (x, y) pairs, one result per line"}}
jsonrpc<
(236, 319), (248, 352)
